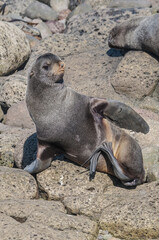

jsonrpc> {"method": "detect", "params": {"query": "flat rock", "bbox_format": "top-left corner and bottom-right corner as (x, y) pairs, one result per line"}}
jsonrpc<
(50, 0), (69, 12)
(0, 74), (27, 106)
(36, 21), (52, 38)
(25, 1), (58, 21)
(68, 2), (93, 19)
(108, 0), (152, 8)
(5, 100), (34, 129)
(0, 199), (98, 240)
(0, 21), (30, 76)
(36, 160), (114, 201)
(99, 181), (159, 239)
(0, 167), (38, 200)
(111, 51), (159, 100)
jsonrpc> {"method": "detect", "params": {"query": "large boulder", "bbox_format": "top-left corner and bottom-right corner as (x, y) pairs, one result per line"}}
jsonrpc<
(24, 1), (58, 21)
(5, 100), (34, 129)
(0, 21), (30, 76)
(0, 199), (98, 240)
(50, 0), (69, 12)
(111, 51), (159, 100)
(0, 167), (38, 200)
(0, 74), (27, 106)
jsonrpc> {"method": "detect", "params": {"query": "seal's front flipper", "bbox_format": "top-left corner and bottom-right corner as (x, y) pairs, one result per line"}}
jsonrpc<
(24, 157), (52, 174)
(24, 139), (60, 174)
(90, 98), (149, 134)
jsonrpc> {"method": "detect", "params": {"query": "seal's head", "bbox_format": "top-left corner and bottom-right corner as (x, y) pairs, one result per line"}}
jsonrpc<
(29, 53), (65, 85)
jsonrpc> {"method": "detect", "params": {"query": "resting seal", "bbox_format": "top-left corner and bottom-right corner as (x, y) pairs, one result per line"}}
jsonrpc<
(25, 53), (149, 186)
(108, 14), (159, 57)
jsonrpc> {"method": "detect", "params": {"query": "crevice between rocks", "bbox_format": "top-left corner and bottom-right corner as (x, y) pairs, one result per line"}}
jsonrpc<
(10, 215), (27, 223)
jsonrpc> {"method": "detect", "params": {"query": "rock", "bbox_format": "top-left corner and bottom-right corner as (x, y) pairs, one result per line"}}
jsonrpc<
(0, 21), (31, 76)
(46, 20), (66, 33)
(58, 9), (71, 20)
(0, 167), (38, 200)
(36, 22), (52, 38)
(147, 162), (159, 182)
(36, 159), (113, 201)
(12, 20), (41, 37)
(0, 125), (34, 168)
(88, 0), (111, 8)
(108, 0), (152, 8)
(0, 74), (27, 106)
(24, 1), (58, 21)
(0, 0), (33, 16)
(68, 2), (93, 19)
(0, 106), (4, 122)
(5, 100), (34, 129)
(99, 181), (159, 239)
(139, 96), (159, 113)
(143, 146), (159, 170)
(111, 51), (159, 100)
(0, 199), (98, 240)
(26, 34), (40, 50)
(50, 0), (69, 12)
(66, 8), (151, 37)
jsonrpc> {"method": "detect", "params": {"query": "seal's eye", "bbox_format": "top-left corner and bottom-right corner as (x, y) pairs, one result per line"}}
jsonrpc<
(42, 64), (49, 71)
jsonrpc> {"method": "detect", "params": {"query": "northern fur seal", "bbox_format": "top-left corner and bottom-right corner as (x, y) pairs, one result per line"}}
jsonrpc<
(25, 53), (149, 186)
(108, 14), (159, 57)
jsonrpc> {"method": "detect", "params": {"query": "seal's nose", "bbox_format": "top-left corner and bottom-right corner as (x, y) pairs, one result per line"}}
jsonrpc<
(59, 62), (65, 69)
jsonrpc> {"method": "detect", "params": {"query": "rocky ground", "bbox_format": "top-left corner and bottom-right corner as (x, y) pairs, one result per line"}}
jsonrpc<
(0, 0), (159, 239)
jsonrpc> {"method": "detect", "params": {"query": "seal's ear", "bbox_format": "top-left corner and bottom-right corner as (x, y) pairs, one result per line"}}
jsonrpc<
(90, 98), (149, 134)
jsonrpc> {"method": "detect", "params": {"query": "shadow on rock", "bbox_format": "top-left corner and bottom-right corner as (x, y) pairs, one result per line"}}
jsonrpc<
(106, 48), (126, 57)
(21, 133), (37, 169)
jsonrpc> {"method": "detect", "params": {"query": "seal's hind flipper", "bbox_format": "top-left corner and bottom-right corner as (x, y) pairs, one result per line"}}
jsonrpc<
(89, 151), (100, 181)
(90, 98), (149, 134)
(87, 142), (131, 182)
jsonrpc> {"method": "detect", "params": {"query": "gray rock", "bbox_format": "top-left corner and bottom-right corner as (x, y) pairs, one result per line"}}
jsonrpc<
(5, 100), (34, 129)
(66, 8), (151, 37)
(0, 125), (34, 168)
(111, 51), (159, 100)
(36, 22), (52, 38)
(25, 1), (58, 21)
(37, 160), (114, 201)
(139, 96), (159, 114)
(50, 0), (69, 12)
(12, 21), (41, 37)
(0, 167), (38, 200)
(0, 0), (33, 16)
(46, 20), (66, 33)
(0, 21), (31, 76)
(99, 181), (159, 239)
(147, 162), (159, 182)
(0, 199), (98, 240)
(0, 74), (27, 106)
(68, 2), (93, 19)
(108, 0), (152, 8)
